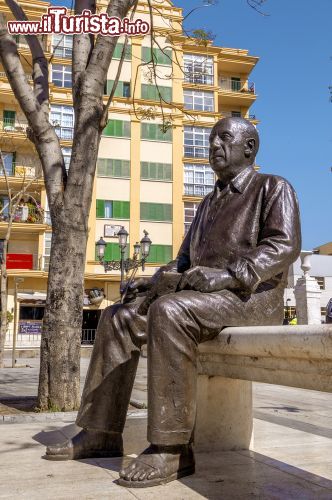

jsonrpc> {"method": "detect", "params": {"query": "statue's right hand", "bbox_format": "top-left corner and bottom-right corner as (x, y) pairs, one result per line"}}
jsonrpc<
(120, 277), (152, 303)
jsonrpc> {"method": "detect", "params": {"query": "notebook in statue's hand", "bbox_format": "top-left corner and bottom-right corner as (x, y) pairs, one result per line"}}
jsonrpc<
(137, 271), (182, 316)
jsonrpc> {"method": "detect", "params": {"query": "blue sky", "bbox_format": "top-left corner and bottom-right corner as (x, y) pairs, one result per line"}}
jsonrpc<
(178, 0), (332, 250)
(51, 0), (332, 249)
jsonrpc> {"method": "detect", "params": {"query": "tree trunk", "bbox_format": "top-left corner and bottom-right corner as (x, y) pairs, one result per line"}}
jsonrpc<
(37, 218), (88, 410)
(37, 95), (103, 411)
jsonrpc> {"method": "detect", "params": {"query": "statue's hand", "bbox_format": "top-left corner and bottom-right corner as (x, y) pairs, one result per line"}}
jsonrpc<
(178, 266), (236, 293)
(121, 277), (152, 303)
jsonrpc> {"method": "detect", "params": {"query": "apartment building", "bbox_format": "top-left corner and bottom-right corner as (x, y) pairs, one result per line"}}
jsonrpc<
(0, 0), (258, 346)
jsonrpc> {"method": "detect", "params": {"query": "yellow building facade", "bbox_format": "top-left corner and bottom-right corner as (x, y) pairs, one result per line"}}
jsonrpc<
(0, 0), (258, 347)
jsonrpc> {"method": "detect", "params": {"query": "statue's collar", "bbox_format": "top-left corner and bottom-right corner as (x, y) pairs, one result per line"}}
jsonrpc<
(215, 166), (255, 195)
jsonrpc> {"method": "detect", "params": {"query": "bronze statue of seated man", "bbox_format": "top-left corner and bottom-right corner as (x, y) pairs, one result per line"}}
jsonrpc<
(45, 117), (301, 488)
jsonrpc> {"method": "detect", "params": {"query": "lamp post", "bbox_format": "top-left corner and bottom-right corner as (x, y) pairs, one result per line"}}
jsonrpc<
(12, 277), (24, 368)
(96, 228), (152, 297)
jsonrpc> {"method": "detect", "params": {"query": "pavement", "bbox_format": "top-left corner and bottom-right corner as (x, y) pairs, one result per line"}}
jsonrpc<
(0, 355), (332, 498)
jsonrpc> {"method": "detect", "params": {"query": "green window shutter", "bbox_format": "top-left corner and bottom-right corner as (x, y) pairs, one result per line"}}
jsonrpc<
(3, 110), (15, 127)
(140, 162), (172, 181)
(113, 43), (132, 60)
(147, 245), (172, 264)
(141, 124), (171, 142)
(140, 203), (172, 221)
(142, 46), (150, 63)
(103, 120), (130, 138)
(97, 159), (130, 177)
(104, 243), (121, 260)
(113, 201), (130, 219)
(97, 159), (105, 176)
(96, 199), (105, 218)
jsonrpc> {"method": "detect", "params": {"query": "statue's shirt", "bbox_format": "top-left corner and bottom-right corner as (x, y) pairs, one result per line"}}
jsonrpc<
(177, 166), (301, 294)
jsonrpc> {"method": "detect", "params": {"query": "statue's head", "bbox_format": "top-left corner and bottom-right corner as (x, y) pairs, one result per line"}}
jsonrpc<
(209, 117), (259, 181)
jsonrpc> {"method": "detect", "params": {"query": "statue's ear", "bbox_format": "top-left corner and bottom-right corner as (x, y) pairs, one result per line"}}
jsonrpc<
(244, 138), (255, 158)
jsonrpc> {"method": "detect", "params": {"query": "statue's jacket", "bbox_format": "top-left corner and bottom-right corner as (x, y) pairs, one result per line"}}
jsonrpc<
(176, 166), (301, 296)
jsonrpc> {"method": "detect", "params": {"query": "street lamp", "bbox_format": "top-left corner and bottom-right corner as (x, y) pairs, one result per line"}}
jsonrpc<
(96, 228), (152, 296)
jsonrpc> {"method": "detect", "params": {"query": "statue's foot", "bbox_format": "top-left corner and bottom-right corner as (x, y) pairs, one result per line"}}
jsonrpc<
(45, 429), (123, 461)
(118, 444), (195, 488)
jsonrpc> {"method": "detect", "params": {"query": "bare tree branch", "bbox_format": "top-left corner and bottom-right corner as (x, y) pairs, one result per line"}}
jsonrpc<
(101, 0), (138, 127)
(5, 0), (49, 113)
(247, 0), (269, 16)
(73, 0), (96, 106)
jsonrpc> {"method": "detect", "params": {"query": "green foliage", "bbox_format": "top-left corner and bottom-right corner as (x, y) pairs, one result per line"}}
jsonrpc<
(7, 310), (13, 324)
(191, 29), (216, 46)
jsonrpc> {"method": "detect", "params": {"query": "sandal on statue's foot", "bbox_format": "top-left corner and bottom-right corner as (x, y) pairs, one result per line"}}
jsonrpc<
(45, 429), (123, 461)
(118, 444), (195, 488)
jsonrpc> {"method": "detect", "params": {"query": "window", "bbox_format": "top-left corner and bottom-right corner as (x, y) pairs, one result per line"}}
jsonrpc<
(52, 64), (72, 88)
(142, 47), (172, 66)
(3, 110), (16, 130)
(52, 34), (73, 58)
(97, 159), (130, 178)
(20, 306), (44, 320)
(321, 307), (327, 317)
(184, 202), (200, 234)
(102, 120), (131, 138)
(104, 80), (131, 98)
(0, 196), (9, 219)
(50, 105), (74, 140)
(183, 53), (213, 85)
(113, 43), (132, 60)
(183, 90), (214, 112)
(141, 84), (172, 102)
(231, 77), (241, 92)
(141, 162), (172, 181)
(284, 306), (296, 319)
(61, 147), (72, 173)
(231, 110), (242, 117)
(184, 126), (211, 158)
(141, 123), (172, 142)
(146, 245), (172, 264)
(96, 200), (130, 219)
(43, 232), (52, 271)
(0, 152), (15, 176)
(140, 203), (172, 222)
(314, 277), (325, 290)
(184, 163), (214, 196)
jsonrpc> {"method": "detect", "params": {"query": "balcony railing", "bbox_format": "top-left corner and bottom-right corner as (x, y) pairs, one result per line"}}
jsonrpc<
(0, 71), (33, 82)
(81, 329), (96, 345)
(0, 205), (44, 224)
(221, 111), (257, 121)
(0, 118), (28, 133)
(184, 145), (209, 159)
(184, 184), (214, 197)
(219, 79), (256, 94)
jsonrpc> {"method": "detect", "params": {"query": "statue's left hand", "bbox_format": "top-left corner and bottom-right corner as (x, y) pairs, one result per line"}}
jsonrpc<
(178, 266), (235, 293)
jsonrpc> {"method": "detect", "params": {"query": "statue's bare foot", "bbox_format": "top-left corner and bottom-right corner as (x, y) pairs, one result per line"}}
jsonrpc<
(45, 429), (123, 461)
(118, 444), (195, 488)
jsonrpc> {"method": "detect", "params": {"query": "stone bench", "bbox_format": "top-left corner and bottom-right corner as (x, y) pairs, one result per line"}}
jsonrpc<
(196, 324), (332, 452)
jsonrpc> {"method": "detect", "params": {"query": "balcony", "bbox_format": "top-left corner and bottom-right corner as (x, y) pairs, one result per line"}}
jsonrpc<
(218, 79), (256, 107)
(0, 118), (28, 134)
(0, 71), (33, 82)
(219, 79), (255, 94)
(184, 145), (209, 159)
(0, 205), (45, 224)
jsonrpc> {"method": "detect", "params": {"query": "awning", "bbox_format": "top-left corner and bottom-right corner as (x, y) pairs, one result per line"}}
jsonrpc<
(18, 292), (47, 303)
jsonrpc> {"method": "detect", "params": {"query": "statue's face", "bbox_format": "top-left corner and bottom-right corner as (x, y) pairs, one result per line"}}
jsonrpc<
(209, 119), (252, 178)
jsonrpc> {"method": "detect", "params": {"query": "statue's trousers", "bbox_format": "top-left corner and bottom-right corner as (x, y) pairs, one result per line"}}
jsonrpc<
(76, 287), (283, 445)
